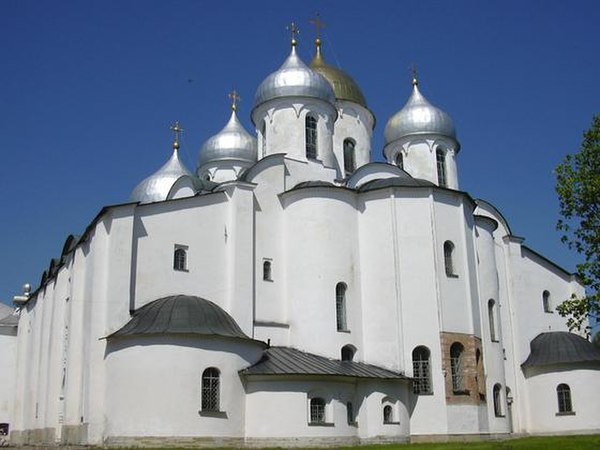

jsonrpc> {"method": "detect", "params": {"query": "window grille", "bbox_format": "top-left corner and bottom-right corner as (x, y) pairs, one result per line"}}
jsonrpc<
(344, 139), (356, 174)
(557, 384), (572, 413)
(310, 397), (325, 423)
(336, 283), (347, 331)
(436, 148), (447, 187)
(174, 247), (187, 271)
(201, 367), (220, 411)
(444, 241), (455, 276)
(383, 405), (393, 424)
(450, 343), (464, 392)
(412, 346), (432, 394)
(305, 115), (317, 159)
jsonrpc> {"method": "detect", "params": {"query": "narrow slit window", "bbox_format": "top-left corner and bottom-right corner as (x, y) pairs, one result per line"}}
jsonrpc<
(343, 138), (356, 174)
(395, 152), (404, 169)
(493, 384), (503, 416)
(336, 283), (348, 331)
(436, 148), (447, 187)
(444, 241), (455, 276)
(488, 299), (497, 341)
(305, 114), (318, 159)
(543, 290), (551, 313)
(263, 260), (272, 281)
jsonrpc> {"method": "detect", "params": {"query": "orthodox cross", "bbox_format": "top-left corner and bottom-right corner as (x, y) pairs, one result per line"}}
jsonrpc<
(287, 22), (299, 46)
(229, 90), (241, 111)
(170, 121), (184, 149)
(309, 13), (326, 41)
(410, 64), (419, 86)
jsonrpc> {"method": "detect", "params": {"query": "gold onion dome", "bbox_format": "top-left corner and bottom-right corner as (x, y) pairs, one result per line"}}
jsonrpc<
(384, 77), (457, 147)
(310, 39), (367, 108)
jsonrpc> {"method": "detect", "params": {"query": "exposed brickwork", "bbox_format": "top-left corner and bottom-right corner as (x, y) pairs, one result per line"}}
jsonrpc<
(440, 332), (485, 406)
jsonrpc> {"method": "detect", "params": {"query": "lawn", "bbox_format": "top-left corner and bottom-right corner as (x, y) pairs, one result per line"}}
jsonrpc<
(335, 434), (600, 450)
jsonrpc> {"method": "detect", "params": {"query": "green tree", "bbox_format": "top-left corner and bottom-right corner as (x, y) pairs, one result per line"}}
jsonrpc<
(555, 115), (600, 335)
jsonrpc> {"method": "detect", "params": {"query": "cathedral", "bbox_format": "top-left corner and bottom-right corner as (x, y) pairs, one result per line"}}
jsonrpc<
(6, 24), (600, 447)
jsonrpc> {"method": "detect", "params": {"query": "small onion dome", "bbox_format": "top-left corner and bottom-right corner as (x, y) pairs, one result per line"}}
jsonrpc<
(130, 146), (193, 204)
(198, 109), (257, 168)
(107, 295), (260, 342)
(522, 331), (600, 368)
(310, 42), (367, 108)
(253, 44), (335, 109)
(384, 79), (457, 145)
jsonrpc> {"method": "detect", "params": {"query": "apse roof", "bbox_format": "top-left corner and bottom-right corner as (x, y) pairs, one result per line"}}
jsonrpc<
(521, 331), (600, 369)
(240, 346), (410, 380)
(107, 295), (257, 342)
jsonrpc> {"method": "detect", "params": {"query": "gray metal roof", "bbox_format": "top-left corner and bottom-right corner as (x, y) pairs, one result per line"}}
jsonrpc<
(240, 346), (410, 380)
(522, 331), (600, 369)
(107, 295), (254, 341)
(358, 177), (435, 192)
(384, 82), (457, 146)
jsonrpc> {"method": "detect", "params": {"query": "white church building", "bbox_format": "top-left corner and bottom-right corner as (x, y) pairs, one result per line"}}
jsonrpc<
(7, 29), (600, 447)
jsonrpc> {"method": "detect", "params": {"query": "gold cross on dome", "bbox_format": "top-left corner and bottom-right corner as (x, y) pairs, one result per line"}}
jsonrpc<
(228, 90), (241, 111)
(287, 22), (299, 46)
(309, 13), (326, 41)
(170, 121), (184, 148)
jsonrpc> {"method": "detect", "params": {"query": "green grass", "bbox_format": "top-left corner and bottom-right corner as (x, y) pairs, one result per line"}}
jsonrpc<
(115, 435), (600, 450)
(335, 435), (600, 450)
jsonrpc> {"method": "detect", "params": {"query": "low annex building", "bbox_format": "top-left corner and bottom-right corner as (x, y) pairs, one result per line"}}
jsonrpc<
(7, 26), (600, 447)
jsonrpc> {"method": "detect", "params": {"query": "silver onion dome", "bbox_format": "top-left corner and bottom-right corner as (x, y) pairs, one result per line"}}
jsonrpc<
(198, 108), (258, 168)
(253, 44), (335, 109)
(130, 145), (193, 204)
(384, 79), (457, 145)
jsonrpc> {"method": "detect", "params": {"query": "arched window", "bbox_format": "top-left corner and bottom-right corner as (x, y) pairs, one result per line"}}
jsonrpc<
(488, 299), (497, 341)
(310, 397), (326, 423)
(336, 282), (348, 331)
(263, 260), (272, 281)
(201, 367), (220, 412)
(305, 114), (317, 159)
(174, 247), (187, 271)
(343, 138), (356, 174)
(436, 147), (447, 187)
(395, 152), (404, 169)
(556, 384), (573, 413)
(261, 120), (267, 157)
(341, 344), (355, 361)
(450, 342), (465, 393)
(383, 405), (393, 424)
(493, 383), (503, 417)
(412, 346), (432, 394)
(542, 290), (551, 313)
(444, 241), (455, 276)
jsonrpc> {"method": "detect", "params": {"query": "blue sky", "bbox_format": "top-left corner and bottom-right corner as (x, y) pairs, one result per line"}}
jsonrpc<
(0, 0), (598, 305)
